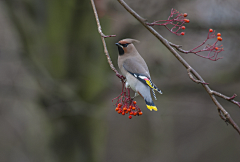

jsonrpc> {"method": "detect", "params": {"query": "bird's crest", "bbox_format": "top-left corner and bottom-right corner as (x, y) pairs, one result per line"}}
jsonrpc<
(118, 38), (140, 44)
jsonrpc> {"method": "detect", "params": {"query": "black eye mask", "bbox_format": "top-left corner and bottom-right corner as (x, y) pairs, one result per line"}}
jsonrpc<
(116, 43), (130, 55)
(120, 43), (129, 47)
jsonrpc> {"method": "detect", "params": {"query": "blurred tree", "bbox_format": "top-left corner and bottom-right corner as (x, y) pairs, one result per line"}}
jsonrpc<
(4, 0), (111, 161)
(2, 0), (240, 162)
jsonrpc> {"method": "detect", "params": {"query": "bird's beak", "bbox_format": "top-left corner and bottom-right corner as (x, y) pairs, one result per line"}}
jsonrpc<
(115, 43), (123, 48)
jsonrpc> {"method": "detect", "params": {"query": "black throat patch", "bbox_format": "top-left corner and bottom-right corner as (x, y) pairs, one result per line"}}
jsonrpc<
(117, 46), (124, 55)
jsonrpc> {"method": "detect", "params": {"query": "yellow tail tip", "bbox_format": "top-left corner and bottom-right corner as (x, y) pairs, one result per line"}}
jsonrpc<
(146, 105), (158, 111)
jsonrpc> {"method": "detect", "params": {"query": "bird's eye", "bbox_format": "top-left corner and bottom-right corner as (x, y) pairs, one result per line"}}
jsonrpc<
(121, 43), (129, 47)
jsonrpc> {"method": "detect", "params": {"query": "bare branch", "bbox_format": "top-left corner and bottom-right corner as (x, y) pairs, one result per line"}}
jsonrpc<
(187, 68), (209, 85)
(211, 91), (240, 108)
(117, 0), (240, 134)
(90, 0), (125, 81)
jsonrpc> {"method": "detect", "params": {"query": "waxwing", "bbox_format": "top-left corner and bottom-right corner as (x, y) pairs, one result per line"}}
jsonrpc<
(116, 38), (162, 111)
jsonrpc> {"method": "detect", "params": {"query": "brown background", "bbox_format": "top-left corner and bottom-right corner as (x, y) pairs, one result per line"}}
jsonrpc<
(0, 0), (240, 162)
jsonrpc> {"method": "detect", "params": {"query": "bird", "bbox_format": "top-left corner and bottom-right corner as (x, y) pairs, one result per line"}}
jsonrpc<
(116, 38), (162, 111)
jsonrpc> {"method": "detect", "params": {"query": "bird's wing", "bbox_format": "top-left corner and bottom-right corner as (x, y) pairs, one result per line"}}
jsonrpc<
(123, 58), (150, 77)
(123, 59), (162, 95)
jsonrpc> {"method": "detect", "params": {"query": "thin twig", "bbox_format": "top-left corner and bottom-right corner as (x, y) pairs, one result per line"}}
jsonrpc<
(187, 68), (209, 85)
(90, 0), (125, 81)
(117, 0), (240, 135)
(211, 91), (240, 108)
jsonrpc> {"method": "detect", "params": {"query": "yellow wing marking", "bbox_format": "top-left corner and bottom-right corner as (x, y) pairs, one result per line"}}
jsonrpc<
(145, 80), (154, 89)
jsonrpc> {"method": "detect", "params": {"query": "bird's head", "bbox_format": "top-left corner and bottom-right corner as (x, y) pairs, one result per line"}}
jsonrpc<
(115, 38), (139, 55)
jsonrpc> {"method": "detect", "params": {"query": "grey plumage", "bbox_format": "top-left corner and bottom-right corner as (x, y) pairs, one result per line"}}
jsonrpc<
(116, 38), (162, 111)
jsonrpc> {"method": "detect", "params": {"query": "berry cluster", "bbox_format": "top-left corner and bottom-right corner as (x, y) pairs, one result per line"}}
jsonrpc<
(147, 9), (189, 36)
(172, 28), (224, 61)
(112, 81), (142, 119)
(115, 101), (143, 119)
(209, 29), (222, 41)
(146, 8), (224, 61)
(192, 28), (224, 61)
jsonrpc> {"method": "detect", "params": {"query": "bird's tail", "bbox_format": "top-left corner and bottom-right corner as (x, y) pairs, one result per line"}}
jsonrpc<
(151, 83), (162, 100)
(145, 99), (158, 111)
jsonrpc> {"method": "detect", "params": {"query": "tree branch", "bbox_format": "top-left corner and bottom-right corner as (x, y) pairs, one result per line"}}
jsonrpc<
(117, 0), (240, 135)
(187, 68), (209, 85)
(90, 0), (125, 81)
(169, 30), (224, 61)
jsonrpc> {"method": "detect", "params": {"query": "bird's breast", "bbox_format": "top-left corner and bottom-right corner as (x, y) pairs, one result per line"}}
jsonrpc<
(126, 73), (138, 92)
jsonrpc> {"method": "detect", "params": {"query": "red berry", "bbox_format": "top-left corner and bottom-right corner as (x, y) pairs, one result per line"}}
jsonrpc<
(139, 111), (143, 115)
(118, 110), (121, 114)
(181, 32), (185, 35)
(127, 108), (131, 112)
(215, 47), (219, 50)
(217, 36), (222, 41)
(133, 112), (137, 116)
(129, 112), (133, 115)
(125, 111), (128, 114)
(181, 26), (185, 30)
(184, 19), (190, 23)
(183, 13), (188, 17)
(129, 106), (132, 109)
(133, 101), (137, 104)
(115, 107), (119, 111)
(132, 107), (136, 110)
(209, 29), (213, 32)
(217, 33), (221, 36)
(129, 115), (132, 119)
(122, 112), (125, 115)
(123, 107), (127, 111)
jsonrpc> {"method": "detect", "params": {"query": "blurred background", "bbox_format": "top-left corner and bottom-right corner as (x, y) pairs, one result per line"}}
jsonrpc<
(1, 0), (240, 162)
